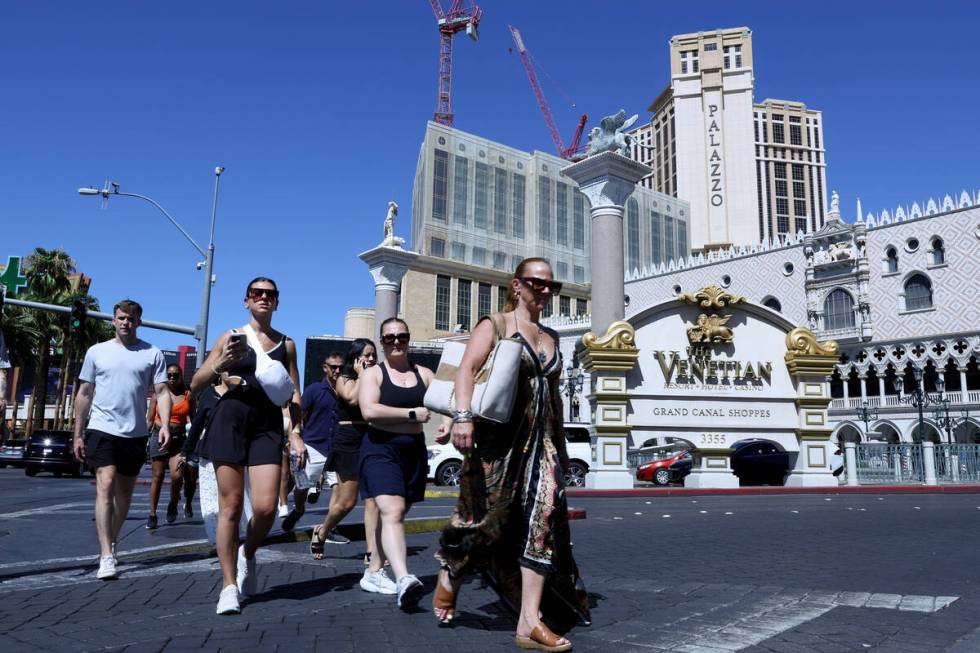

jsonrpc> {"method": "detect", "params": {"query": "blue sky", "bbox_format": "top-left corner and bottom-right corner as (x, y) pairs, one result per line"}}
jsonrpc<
(3, 1), (978, 373)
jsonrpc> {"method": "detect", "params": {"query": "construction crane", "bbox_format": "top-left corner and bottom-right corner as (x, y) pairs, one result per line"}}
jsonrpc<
(428, 1), (482, 126)
(508, 25), (588, 160)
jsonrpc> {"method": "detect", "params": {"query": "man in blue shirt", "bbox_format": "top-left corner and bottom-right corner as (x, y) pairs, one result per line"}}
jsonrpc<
(281, 352), (343, 532)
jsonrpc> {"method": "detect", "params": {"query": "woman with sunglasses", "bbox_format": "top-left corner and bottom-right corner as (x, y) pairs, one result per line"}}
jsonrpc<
(357, 318), (433, 609)
(433, 258), (589, 651)
(310, 338), (381, 562)
(191, 277), (307, 616)
(145, 364), (196, 528)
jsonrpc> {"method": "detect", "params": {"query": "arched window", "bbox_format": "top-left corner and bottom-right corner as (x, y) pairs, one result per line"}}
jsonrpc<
(885, 246), (899, 273)
(824, 289), (855, 330)
(930, 238), (945, 265)
(763, 296), (782, 312)
(904, 274), (933, 310)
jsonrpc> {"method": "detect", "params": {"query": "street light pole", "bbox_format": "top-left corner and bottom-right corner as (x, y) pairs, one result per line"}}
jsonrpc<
(78, 168), (223, 370)
(856, 399), (878, 438)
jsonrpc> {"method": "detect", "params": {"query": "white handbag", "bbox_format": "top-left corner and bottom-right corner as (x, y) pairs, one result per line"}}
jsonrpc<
(424, 313), (523, 423)
(241, 324), (295, 407)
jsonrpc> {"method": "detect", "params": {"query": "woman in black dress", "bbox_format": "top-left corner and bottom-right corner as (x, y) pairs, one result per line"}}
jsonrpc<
(191, 277), (306, 616)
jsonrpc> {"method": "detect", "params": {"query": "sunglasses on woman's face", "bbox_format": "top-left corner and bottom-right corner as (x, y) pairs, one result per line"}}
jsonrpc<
(247, 287), (279, 301)
(520, 277), (562, 294)
(167, 373), (181, 379)
(381, 332), (410, 345)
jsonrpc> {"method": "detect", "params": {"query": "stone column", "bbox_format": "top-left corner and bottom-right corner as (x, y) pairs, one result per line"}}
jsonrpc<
(785, 328), (841, 487)
(960, 367), (969, 404)
(359, 245), (419, 360)
(878, 375), (886, 403)
(562, 151), (651, 337)
(858, 373), (867, 401)
(844, 441), (859, 487)
(563, 152), (651, 490)
(922, 441), (938, 486)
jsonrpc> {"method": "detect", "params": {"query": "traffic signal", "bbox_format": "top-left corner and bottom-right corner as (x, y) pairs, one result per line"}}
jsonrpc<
(69, 299), (87, 333)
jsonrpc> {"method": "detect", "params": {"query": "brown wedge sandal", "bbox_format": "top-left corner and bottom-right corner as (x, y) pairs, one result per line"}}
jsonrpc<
(514, 623), (572, 652)
(432, 570), (459, 626)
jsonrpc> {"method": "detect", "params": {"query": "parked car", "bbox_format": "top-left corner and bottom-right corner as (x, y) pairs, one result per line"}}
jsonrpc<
(23, 430), (84, 477)
(427, 423), (592, 488)
(731, 439), (789, 486)
(0, 438), (27, 468)
(634, 444), (693, 485)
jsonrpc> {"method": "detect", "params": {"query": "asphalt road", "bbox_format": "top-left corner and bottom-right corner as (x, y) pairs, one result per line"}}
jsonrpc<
(3, 467), (980, 651)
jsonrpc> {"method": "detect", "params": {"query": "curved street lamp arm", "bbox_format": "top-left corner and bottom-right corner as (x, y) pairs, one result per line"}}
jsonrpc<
(112, 190), (206, 257)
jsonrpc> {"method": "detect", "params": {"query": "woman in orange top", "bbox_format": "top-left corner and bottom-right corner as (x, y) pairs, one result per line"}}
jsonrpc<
(146, 364), (196, 529)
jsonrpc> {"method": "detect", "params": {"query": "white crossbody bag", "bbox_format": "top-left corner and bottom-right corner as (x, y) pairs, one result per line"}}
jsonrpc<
(240, 324), (295, 407)
(424, 313), (523, 424)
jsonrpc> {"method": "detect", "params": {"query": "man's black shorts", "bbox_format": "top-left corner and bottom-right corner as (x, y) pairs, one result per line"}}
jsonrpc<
(85, 429), (148, 477)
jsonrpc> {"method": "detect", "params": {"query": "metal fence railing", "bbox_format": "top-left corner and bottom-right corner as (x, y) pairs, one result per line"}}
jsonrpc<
(854, 443), (924, 485)
(935, 444), (980, 484)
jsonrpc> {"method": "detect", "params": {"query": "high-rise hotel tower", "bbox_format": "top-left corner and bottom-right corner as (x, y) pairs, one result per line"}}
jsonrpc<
(632, 27), (828, 251)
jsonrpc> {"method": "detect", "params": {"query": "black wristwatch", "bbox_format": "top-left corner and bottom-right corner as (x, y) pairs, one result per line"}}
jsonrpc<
(408, 410), (417, 422)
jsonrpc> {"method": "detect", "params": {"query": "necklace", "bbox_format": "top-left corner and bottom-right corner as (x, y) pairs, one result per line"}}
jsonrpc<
(516, 315), (548, 363)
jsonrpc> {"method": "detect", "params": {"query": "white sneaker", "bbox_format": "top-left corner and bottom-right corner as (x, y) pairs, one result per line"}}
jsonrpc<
(97, 555), (117, 580)
(216, 585), (241, 615)
(359, 568), (397, 595)
(396, 574), (424, 610)
(236, 545), (257, 597)
(277, 503), (289, 518)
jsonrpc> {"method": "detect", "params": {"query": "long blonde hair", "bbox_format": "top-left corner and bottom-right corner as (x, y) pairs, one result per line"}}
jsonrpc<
(504, 257), (552, 311)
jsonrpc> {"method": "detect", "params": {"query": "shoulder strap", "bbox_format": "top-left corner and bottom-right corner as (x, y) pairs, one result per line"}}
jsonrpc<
(242, 324), (271, 365)
(488, 312), (506, 343)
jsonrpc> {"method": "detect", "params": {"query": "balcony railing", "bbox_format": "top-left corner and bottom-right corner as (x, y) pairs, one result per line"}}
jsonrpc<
(831, 390), (980, 411)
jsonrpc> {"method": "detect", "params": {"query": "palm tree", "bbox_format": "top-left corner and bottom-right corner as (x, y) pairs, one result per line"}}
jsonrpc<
(0, 307), (41, 435)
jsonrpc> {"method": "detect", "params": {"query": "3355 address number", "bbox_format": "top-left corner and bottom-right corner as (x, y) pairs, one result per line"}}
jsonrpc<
(700, 433), (726, 446)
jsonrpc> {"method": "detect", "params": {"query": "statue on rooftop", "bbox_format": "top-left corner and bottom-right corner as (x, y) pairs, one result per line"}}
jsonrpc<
(382, 200), (405, 247)
(587, 109), (639, 157)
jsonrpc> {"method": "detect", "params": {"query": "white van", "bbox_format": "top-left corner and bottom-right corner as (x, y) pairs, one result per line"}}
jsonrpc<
(428, 423), (593, 488)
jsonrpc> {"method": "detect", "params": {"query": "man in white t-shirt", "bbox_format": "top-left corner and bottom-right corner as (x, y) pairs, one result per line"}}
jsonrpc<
(73, 299), (171, 580)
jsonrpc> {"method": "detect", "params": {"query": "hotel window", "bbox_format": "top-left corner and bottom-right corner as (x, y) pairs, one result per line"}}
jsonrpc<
(904, 274), (933, 311)
(472, 247), (486, 267)
(704, 42), (717, 51)
(493, 167), (508, 233)
(435, 275), (451, 331)
(474, 162), (489, 229)
(556, 182), (569, 245)
(794, 199), (808, 217)
(576, 298), (588, 316)
(478, 283), (492, 318)
(772, 121), (784, 144)
(433, 149), (449, 222)
(626, 198), (640, 272)
(556, 261), (568, 280)
(559, 296), (571, 317)
(512, 172), (526, 238)
(493, 250), (507, 270)
(573, 193), (586, 250)
(795, 216), (808, 233)
(451, 242), (466, 261)
(930, 238), (945, 265)
(573, 265), (585, 284)
(680, 50), (699, 74)
(792, 164), (804, 181)
(651, 211), (663, 265)
(665, 216), (675, 261)
(823, 289), (855, 330)
(790, 124), (802, 146)
(430, 237), (445, 258)
(884, 246), (898, 274)
(538, 176), (552, 241)
(723, 44), (742, 69)
(452, 157), (468, 225)
(541, 296), (553, 318)
(497, 286), (507, 312)
(814, 128), (821, 150)
(678, 221), (688, 256)
(775, 179), (788, 197)
(456, 279), (472, 331)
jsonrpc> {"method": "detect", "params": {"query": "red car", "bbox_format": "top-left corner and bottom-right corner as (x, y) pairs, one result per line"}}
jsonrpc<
(635, 446), (693, 485)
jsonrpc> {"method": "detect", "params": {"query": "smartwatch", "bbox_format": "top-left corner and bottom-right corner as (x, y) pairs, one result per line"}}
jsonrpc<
(408, 410), (417, 422)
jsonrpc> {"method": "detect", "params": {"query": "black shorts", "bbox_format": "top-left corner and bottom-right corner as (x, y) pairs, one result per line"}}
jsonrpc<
(85, 429), (149, 477)
(199, 392), (285, 467)
(148, 426), (186, 460)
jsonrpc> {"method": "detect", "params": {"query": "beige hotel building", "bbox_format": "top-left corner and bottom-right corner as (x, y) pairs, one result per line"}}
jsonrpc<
(631, 27), (828, 251)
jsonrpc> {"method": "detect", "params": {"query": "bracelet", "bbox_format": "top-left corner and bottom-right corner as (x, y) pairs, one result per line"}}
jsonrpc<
(452, 416), (474, 424)
(452, 409), (473, 420)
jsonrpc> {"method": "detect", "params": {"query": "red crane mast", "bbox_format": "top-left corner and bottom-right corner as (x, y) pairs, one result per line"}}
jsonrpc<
(429, 0), (482, 126)
(508, 25), (587, 160)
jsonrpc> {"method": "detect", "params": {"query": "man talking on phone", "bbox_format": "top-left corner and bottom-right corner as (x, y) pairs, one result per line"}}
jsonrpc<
(73, 299), (171, 580)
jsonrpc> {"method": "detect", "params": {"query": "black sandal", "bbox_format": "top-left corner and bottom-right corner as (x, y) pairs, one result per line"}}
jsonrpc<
(310, 526), (326, 559)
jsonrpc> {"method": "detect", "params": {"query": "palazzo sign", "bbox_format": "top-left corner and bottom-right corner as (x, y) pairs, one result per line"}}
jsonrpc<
(705, 100), (724, 208)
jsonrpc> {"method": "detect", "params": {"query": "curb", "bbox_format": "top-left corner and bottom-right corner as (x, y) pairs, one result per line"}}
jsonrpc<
(567, 484), (980, 497)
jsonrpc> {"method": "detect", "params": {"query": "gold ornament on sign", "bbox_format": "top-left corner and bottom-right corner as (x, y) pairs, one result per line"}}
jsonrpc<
(785, 327), (839, 356)
(582, 320), (636, 350)
(677, 286), (747, 309)
(686, 314), (734, 344)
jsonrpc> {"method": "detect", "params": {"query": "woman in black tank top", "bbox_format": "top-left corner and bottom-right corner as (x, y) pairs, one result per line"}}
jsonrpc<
(356, 318), (435, 610)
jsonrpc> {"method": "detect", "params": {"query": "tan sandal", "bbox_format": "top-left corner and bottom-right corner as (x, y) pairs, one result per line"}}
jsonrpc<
(432, 569), (458, 626)
(309, 526), (326, 560)
(514, 623), (572, 652)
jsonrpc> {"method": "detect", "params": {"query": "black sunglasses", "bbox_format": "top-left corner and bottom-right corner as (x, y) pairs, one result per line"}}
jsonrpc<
(326, 364), (344, 371)
(167, 373), (182, 379)
(381, 332), (411, 345)
(247, 287), (279, 300)
(520, 277), (562, 294)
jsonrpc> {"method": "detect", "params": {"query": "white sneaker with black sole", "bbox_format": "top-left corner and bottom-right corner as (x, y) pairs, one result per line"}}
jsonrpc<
(359, 568), (397, 595)
(216, 585), (241, 615)
(396, 574), (424, 610)
(96, 555), (117, 580)
(236, 545), (257, 597)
